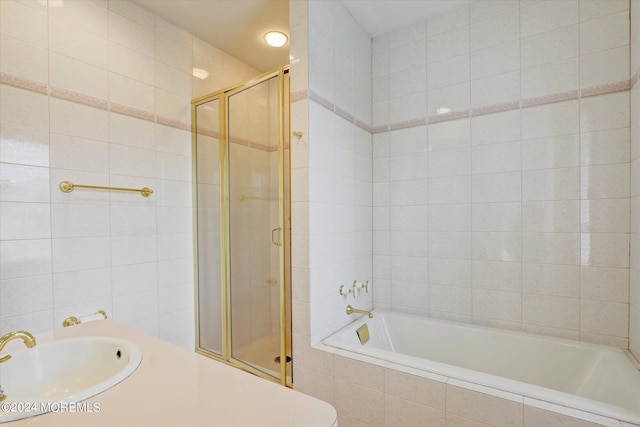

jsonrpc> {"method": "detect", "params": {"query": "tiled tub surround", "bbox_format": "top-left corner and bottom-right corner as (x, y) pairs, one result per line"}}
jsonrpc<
(371, 0), (634, 348)
(290, 1), (640, 426)
(296, 0), (375, 345)
(323, 310), (640, 426)
(0, 0), (262, 347)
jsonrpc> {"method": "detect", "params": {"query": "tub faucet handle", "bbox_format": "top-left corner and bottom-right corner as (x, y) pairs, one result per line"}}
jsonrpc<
(356, 280), (369, 293)
(339, 283), (358, 298)
(352, 281), (359, 298)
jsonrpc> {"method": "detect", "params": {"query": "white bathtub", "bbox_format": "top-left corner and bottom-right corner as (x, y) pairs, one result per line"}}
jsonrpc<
(322, 310), (640, 425)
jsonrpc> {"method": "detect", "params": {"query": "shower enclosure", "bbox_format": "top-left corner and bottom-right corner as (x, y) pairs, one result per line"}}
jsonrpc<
(192, 67), (291, 386)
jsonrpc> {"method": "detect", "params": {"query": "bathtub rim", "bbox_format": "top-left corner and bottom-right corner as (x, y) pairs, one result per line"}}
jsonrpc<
(319, 309), (640, 426)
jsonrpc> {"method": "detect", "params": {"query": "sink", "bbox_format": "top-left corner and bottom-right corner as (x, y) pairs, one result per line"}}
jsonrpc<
(0, 336), (142, 423)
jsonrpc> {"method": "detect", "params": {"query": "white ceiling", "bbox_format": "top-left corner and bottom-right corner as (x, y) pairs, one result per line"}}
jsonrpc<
(342, 0), (477, 38)
(132, 0), (290, 72)
(133, 0), (479, 72)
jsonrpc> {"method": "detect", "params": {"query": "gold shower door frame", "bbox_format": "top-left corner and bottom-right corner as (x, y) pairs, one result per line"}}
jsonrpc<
(191, 66), (290, 386)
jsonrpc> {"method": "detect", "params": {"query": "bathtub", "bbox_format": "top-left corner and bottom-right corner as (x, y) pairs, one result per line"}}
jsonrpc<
(322, 310), (640, 425)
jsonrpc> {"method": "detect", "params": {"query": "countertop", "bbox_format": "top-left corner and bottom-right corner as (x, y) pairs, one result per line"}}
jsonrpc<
(5, 320), (337, 426)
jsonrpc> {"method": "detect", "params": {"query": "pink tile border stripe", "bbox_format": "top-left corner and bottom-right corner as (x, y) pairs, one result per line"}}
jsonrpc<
(195, 128), (220, 139)
(290, 89), (308, 103)
(581, 80), (630, 97)
(0, 72), (190, 132)
(195, 128), (276, 152)
(471, 101), (520, 117)
(229, 136), (275, 152)
(368, 78), (635, 134)
(4, 71), (638, 138)
(50, 88), (109, 110)
(389, 117), (427, 130)
(110, 103), (155, 122)
(308, 90), (374, 134)
(428, 110), (470, 124)
(0, 72), (48, 94)
(355, 119), (373, 133)
(157, 116), (190, 131)
(309, 76), (635, 135)
(521, 91), (579, 108)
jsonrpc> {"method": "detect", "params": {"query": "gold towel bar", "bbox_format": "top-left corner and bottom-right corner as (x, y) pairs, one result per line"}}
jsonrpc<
(59, 181), (153, 197)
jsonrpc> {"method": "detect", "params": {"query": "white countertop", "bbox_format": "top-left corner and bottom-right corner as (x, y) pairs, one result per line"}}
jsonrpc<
(5, 320), (337, 426)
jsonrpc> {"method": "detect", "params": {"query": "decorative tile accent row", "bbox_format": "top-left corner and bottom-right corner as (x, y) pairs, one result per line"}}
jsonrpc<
(157, 116), (190, 131)
(581, 80), (630, 97)
(389, 117), (427, 130)
(110, 103), (155, 122)
(428, 109), (470, 124)
(521, 91), (579, 108)
(195, 127), (276, 153)
(229, 136), (273, 152)
(355, 119), (373, 133)
(309, 91), (334, 112)
(471, 101), (520, 117)
(195, 128), (220, 139)
(290, 89), (308, 103)
(0, 72), (190, 132)
(371, 79), (635, 134)
(50, 88), (109, 110)
(335, 105), (355, 124)
(308, 90), (373, 134)
(6, 70), (635, 140)
(0, 73), (47, 94)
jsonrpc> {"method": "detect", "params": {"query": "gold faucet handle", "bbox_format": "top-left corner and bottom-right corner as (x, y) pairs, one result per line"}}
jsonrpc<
(355, 280), (369, 292)
(339, 284), (357, 297)
(0, 354), (11, 363)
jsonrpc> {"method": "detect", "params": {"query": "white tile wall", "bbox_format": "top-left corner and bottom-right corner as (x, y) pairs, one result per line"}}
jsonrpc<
(0, 0), (263, 349)
(304, 0), (373, 343)
(366, 0), (631, 345)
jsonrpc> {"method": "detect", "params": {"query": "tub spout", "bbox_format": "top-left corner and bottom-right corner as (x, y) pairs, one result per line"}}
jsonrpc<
(346, 305), (373, 318)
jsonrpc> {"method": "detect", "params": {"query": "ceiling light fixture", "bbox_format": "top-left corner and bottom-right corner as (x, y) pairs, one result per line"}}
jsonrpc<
(192, 68), (209, 80)
(264, 31), (288, 48)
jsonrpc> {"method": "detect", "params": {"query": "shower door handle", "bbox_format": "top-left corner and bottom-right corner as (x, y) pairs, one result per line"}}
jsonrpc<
(271, 227), (282, 246)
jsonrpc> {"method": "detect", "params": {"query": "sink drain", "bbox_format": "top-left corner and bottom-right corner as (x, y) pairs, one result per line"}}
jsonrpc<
(274, 355), (292, 364)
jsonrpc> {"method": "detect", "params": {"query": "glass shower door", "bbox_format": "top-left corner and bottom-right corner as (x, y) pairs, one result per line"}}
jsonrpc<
(193, 67), (290, 386)
(227, 74), (289, 381)
(194, 97), (223, 356)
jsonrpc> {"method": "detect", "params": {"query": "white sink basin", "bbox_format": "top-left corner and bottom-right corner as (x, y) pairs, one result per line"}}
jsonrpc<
(0, 336), (142, 423)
